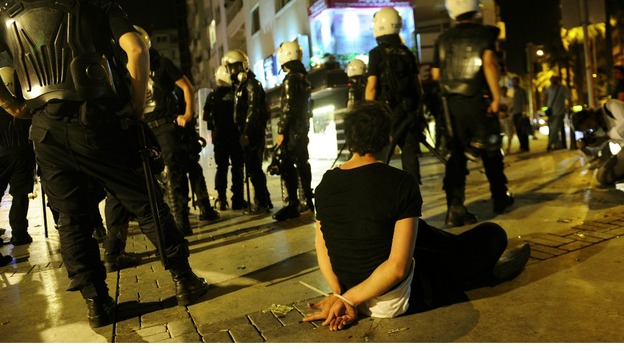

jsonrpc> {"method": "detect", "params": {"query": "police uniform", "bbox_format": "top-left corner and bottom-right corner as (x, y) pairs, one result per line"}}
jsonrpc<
(0, 0), (208, 327)
(0, 104), (35, 246)
(143, 48), (195, 236)
(273, 62), (314, 221)
(203, 85), (246, 210)
(433, 13), (513, 226)
(233, 70), (272, 212)
(367, 33), (423, 184)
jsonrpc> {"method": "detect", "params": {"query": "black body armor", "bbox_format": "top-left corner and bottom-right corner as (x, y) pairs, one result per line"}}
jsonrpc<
(278, 72), (311, 137)
(437, 23), (499, 97)
(0, 0), (117, 109)
(234, 71), (269, 141)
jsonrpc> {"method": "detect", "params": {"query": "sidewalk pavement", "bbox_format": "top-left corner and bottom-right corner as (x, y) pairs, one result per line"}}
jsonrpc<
(2, 134), (624, 343)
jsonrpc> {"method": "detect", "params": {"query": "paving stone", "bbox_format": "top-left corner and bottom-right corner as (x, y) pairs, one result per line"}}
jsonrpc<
(566, 232), (603, 243)
(196, 316), (250, 334)
(143, 332), (172, 342)
(579, 231), (619, 240)
(161, 332), (202, 342)
(136, 324), (167, 337)
(229, 323), (264, 343)
(141, 306), (188, 327)
(534, 234), (575, 245)
(262, 320), (317, 341)
(247, 310), (282, 330)
(200, 330), (234, 343)
(530, 250), (554, 260)
(558, 241), (593, 251)
(167, 318), (197, 337)
(530, 244), (568, 256)
(277, 308), (305, 326)
(525, 236), (565, 247)
(115, 316), (141, 335)
(117, 292), (140, 304)
(139, 290), (164, 304)
(115, 332), (149, 343)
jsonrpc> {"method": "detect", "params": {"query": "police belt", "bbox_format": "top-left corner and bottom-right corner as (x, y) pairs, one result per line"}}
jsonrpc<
(146, 117), (174, 129)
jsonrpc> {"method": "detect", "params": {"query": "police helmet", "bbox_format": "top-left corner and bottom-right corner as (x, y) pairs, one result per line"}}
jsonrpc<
(215, 65), (232, 87)
(133, 25), (151, 48)
(372, 7), (402, 38)
(346, 59), (366, 78)
(0, 67), (16, 97)
(445, 0), (481, 20)
(221, 49), (249, 73)
(277, 41), (303, 67)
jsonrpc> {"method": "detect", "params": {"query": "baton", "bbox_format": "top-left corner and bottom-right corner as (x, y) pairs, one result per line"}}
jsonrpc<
(137, 123), (168, 267)
(40, 178), (48, 238)
(243, 146), (252, 214)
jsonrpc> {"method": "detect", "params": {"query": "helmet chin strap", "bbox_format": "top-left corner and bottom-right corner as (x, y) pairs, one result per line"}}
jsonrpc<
(237, 72), (247, 83)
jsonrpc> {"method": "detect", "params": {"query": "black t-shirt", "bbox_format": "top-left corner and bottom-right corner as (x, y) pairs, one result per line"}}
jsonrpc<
(315, 162), (422, 291)
(367, 38), (419, 105)
(144, 50), (184, 122)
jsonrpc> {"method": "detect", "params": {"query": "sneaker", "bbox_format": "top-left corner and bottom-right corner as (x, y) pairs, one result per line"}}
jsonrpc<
(10, 234), (33, 246)
(493, 242), (531, 281)
(272, 205), (300, 221)
(199, 207), (220, 222)
(105, 251), (142, 272)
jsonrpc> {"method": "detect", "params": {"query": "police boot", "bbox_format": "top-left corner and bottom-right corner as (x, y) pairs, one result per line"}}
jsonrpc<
(85, 295), (116, 328)
(231, 197), (248, 211)
(215, 191), (229, 211)
(273, 201), (301, 222)
(170, 264), (210, 306)
(445, 204), (477, 227)
(105, 251), (142, 272)
(493, 192), (515, 214)
(93, 225), (107, 244)
(199, 198), (220, 222)
(0, 253), (13, 267)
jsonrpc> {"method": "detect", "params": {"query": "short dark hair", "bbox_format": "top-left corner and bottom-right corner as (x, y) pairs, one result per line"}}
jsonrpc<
(456, 11), (479, 21)
(343, 101), (392, 155)
(571, 109), (596, 131)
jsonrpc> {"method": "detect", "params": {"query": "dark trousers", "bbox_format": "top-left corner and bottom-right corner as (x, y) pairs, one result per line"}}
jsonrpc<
(408, 219), (507, 313)
(30, 110), (190, 299)
(444, 95), (508, 205)
(244, 143), (271, 208)
(513, 113), (530, 151)
(390, 107), (421, 183)
(150, 122), (191, 233)
(103, 193), (130, 256)
(0, 146), (35, 237)
(213, 138), (244, 201)
(280, 133), (313, 205)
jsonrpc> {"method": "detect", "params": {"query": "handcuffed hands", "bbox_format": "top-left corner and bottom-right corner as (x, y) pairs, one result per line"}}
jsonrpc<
(302, 295), (358, 331)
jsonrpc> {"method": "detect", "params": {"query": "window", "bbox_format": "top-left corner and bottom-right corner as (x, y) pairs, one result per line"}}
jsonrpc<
(251, 6), (260, 34)
(275, 0), (292, 12)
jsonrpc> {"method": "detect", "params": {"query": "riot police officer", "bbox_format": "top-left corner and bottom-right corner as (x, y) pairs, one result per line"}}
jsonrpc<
(432, 0), (514, 227)
(0, 1), (208, 328)
(204, 65), (246, 211)
(222, 49), (273, 214)
(0, 66), (35, 246)
(365, 7), (424, 184)
(272, 41), (314, 221)
(346, 59), (368, 111)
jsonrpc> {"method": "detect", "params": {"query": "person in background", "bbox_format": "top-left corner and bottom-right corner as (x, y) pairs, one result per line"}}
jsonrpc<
(0, 66), (35, 247)
(365, 7), (425, 184)
(611, 65), (624, 102)
(204, 65), (247, 211)
(346, 59), (368, 111)
(431, 0), (514, 227)
(303, 101), (530, 331)
(542, 75), (571, 151)
(510, 76), (531, 151)
(272, 41), (314, 221)
(498, 86), (514, 154)
(222, 49), (273, 214)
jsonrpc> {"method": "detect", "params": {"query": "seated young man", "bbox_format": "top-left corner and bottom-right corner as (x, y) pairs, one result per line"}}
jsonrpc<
(304, 101), (531, 331)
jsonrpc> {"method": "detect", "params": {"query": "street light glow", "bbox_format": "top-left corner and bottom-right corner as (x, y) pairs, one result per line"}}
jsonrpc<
(536, 49), (544, 57)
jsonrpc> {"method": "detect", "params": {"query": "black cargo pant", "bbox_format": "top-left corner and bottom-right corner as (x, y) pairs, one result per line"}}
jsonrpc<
(280, 133), (313, 206)
(30, 105), (190, 299)
(0, 145), (35, 237)
(443, 95), (508, 206)
(243, 140), (271, 208)
(213, 134), (245, 202)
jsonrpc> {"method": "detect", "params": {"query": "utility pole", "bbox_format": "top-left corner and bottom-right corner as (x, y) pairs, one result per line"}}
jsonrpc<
(579, 0), (596, 108)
